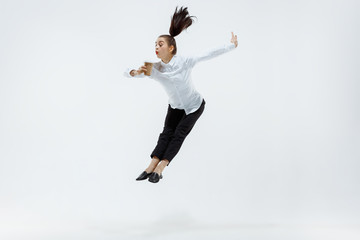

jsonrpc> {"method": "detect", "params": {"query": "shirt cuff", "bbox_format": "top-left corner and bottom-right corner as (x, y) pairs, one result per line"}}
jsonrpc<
(226, 42), (236, 51)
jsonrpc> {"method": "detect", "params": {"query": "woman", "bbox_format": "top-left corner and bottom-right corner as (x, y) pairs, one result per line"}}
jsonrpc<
(124, 6), (238, 183)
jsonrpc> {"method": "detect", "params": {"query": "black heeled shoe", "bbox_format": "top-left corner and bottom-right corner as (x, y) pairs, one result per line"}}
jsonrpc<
(148, 172), (163, 183)
(136, 171), (152, 181)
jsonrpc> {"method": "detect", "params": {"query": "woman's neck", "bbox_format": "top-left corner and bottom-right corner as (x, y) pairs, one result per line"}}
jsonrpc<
(162, 54), (174, 64)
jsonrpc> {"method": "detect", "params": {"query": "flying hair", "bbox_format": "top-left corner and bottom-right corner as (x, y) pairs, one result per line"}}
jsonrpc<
(159, 6), (196, 55)
(169, 6), (196, 37)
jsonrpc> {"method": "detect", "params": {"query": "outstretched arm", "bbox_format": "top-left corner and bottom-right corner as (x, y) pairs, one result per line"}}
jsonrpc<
(124, 64), (161, 79)
(124, 65), (148, 78)
(186, 32), (238, 68)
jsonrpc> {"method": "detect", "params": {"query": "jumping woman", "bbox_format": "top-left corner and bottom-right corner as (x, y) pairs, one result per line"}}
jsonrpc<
(124, 6), (238, 183)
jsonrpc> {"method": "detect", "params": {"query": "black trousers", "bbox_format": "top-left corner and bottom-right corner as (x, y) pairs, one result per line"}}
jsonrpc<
(151, 99), (206, 164)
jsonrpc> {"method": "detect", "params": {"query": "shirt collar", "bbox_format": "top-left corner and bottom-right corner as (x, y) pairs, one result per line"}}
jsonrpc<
(160, 55), (176, 67)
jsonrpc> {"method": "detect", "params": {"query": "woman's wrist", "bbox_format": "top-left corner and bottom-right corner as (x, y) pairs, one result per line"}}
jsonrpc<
(130, 70), (136, 76)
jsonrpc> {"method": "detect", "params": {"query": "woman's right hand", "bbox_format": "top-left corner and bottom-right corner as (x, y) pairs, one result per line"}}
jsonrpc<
(130, 65), (147, 76)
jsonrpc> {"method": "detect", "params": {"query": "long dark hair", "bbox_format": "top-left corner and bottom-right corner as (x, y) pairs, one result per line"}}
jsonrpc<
(159, 6), (196, 55)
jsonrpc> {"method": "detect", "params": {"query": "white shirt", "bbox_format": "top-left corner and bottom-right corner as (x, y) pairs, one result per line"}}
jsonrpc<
(124, 42), (236, 115)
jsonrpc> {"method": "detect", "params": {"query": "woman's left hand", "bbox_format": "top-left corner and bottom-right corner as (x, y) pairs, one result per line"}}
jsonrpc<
(231, 32), (238, 48)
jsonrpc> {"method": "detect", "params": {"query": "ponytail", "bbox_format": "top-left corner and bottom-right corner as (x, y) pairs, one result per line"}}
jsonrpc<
(159, 6), (196, 55)
(169, 6), (195, 37)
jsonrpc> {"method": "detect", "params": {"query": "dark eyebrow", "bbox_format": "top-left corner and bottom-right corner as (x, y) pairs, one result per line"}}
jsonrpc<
(155, 41), (165, 44)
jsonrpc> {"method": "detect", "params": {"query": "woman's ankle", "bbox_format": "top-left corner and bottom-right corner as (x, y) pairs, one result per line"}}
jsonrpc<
(145, 157), (160, 173)
(154, 160), (169, 174)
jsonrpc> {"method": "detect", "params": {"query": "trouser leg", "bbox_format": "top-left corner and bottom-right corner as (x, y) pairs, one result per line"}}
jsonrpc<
(162, 100), (205, 163)
(151, 105), (184, 160)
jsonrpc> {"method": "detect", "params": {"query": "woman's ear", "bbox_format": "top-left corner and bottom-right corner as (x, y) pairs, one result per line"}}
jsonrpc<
(169, 45), (174, 53)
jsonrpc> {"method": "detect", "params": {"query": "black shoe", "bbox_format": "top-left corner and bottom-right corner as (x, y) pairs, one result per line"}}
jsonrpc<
(148, 172), (163, 183)
(136, 171), (152, 181)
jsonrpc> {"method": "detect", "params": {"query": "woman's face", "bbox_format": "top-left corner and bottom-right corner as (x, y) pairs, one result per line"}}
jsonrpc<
(155, 37), (174, 59)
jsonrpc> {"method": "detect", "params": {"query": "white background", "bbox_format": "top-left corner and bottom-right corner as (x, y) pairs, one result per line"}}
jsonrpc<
(0, 0), (359, 239)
